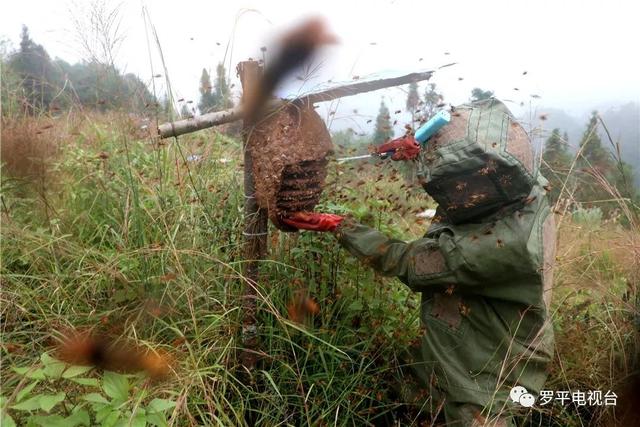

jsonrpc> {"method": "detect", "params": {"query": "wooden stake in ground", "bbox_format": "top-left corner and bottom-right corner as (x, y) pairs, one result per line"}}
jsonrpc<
(237, 60), (268, 373)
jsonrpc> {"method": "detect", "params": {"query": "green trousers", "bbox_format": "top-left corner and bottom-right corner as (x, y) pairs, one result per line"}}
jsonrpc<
(395, 346), (515, 427)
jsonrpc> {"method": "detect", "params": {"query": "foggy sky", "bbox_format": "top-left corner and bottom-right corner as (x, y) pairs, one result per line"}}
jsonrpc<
(2, 0), (639, 141)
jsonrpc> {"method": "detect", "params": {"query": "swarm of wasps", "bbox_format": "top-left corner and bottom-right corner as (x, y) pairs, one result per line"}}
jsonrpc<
(327, 145), (430, 230)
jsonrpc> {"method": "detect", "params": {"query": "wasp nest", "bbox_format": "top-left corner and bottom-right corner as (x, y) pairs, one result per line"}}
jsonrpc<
(249, 101), (333, 231)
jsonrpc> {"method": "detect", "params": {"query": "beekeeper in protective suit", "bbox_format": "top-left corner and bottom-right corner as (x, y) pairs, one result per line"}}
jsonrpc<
(283, 98), (557, 426)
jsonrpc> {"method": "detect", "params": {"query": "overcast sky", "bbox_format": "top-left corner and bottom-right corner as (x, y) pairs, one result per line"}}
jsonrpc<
(2, 0), (639, 139)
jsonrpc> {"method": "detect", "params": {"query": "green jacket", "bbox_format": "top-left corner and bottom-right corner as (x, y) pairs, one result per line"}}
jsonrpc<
(335, 179), (556, 408)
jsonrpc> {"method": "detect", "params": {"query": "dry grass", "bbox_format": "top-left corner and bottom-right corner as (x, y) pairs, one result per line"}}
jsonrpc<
(1, 117), (61, 183)
(544, 218), (640, 425)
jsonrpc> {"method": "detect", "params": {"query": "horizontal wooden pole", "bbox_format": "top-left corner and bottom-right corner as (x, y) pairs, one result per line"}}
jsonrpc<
(157, 70), (433, 139)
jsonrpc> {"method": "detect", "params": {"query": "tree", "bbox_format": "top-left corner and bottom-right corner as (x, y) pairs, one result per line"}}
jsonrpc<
(581, 111), (638, 204)
(4, 26), (154, 114)
(373, 99), (393, 144)
(422, 83), (443, 121)
(575, 112), (619, 208)
(53, 59), (153, 112)
(544, 129), (571, 166)
(580, 112), (612, 173)
(541, 128), (572, 203)
(9, 26), (60, 113)
(198, 68), (217, 114)
(406, 82), (419, 119)
(470, 88), (494, 102)
(213, 62), (233, 109)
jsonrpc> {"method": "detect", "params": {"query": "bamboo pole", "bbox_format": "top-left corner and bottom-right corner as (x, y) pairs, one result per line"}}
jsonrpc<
(157, 70), (433, 138)
(237, 61), (268, 373)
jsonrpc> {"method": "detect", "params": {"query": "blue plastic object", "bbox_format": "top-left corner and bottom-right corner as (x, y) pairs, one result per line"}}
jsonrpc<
(414, 110), (451, 144)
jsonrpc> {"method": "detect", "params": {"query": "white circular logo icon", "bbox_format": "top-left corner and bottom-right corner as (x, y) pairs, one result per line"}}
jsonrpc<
(510, 386), (528, 403)
(519, 393), (536, 407)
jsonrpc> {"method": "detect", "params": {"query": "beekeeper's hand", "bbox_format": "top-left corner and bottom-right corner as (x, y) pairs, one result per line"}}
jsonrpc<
(281, 212), (344, 232)
(373, 135), (420, 161)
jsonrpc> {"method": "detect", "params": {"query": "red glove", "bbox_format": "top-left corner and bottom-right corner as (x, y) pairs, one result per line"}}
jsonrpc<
(374, 135), (421, 161)
(281, 212), (344, 232)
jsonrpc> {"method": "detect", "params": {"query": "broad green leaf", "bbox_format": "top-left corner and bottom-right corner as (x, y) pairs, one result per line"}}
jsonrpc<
(40, 353), (66, 379)
(26, 370), (47, 380)
(62, 365), (93, 378)
(30, 414), (67, 427)
(95, 405), (114, 423)
(102, 372), (129, 401)
(30, 410), (90, 427)
(11, 395), (42, 411)
(65, 408), (91, 426)
(39, 392), (66, 412)
(16, 381), (39, 403)
(100, 410), (120, 427)
(43, 364), (66, 379)
(12, 367), (46, 380)
(110, 398), (126, 409)
(40, 353), (56, 366)
(130, 408), (147, 427)
(70, 377), (100, 387)
(1, 413), (17, 427)
(146, 412), (167, 427)
(82, 393), (110, 404)
(147, 398), (176, 413)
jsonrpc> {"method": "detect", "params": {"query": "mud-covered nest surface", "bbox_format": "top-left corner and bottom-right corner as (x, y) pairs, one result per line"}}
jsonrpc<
(248, 101), (334, 231)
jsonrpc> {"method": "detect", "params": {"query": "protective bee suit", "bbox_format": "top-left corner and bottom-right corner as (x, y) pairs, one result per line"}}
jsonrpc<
(285, 99), (557, 425)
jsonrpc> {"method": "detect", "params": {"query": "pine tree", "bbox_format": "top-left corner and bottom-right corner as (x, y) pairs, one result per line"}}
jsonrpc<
(579, 112), (612, 173)
(575, 111), (617, 208)
(213, 62), (233, 110)
(10, 25), (59, 113)
(198, 68), (217, 114)
(581, 112), (638, 205)
(470, 88), (494, 102)
(373, 99), (393, 144)
(543, 129), (570, 166)
(406, 82), (419, 117)
(541, 128), (572, 203)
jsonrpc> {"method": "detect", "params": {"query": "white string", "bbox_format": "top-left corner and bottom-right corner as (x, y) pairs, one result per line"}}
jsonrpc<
(242, 231), (268, 237)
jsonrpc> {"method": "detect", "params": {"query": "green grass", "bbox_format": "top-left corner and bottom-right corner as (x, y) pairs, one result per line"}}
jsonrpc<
(1, 113), (638, 426)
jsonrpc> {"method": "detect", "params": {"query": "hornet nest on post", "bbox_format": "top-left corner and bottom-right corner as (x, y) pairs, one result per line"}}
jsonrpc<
(248, 99), (333, 232)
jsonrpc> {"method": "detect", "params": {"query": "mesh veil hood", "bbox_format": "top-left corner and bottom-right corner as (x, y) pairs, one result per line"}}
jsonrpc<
(418, 99), (537, 224)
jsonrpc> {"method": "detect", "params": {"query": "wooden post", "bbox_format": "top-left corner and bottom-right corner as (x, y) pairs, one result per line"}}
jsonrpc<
(237, 60), (268, 373)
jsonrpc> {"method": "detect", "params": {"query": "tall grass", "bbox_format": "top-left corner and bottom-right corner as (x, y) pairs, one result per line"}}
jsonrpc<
(1, 112), (425, 425)
(1, 111), (638, 426)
